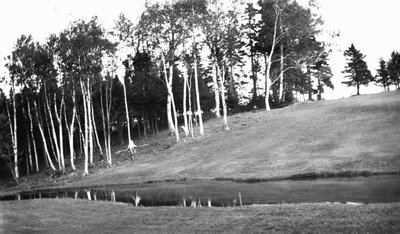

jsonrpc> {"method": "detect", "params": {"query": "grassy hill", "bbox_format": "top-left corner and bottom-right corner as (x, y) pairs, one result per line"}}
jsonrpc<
(2, 91), (400, 190)
(58, 90), (400, 188)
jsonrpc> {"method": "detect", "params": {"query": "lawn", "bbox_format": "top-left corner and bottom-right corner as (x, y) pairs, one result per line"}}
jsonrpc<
(62, 91), (400, 188)
(1, 91), (399, 191)
(1, 199), (399, 233)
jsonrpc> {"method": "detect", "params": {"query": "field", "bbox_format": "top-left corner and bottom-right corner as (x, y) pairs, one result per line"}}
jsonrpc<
(1, 199), (399, 233)
(1, 91), (400, 233)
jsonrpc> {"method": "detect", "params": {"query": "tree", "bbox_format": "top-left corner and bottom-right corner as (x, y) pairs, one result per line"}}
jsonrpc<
(376, 58), (390, 91)
(387, 51), (400, 90)
(310, 51), (333, 100)
(138, 2), (189, 142)
(342, 44), (373, 95)
(0, 90), (15, 181)
(243, 3), (261, 107)
(255, 0), (318, 108)
(57, 17), (116, 175)
(203, 0), (243, 130)
(113, 13), (137, 157)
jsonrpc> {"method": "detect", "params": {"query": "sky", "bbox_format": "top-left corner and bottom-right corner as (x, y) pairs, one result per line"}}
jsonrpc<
(1, 0), (399, 99)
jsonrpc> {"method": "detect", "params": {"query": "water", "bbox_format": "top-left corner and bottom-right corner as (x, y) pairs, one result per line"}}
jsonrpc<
(1, 175), (399, 207)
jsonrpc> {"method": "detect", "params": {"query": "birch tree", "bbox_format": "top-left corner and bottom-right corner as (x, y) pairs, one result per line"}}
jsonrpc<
(57, 17), (116, 175)
(138, 2), (189, 142)
(203, 0), (242, 129)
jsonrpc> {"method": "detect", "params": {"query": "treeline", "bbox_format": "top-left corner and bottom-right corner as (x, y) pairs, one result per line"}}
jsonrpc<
(0, 0), (334, 179)
(342, 44), (400, 95)
(376, 52), (400, 91)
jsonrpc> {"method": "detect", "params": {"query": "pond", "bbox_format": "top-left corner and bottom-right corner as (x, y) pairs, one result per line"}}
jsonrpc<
(1, 175), (399, 207)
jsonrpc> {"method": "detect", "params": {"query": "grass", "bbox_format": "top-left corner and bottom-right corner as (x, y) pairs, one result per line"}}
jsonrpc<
(64, 91), (400, 188)
(1, 91), (400, 191)
(1, 199), (399, 233)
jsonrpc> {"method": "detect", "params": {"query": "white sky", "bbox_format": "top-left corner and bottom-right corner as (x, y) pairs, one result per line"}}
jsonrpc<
(1, 0), (399, 99)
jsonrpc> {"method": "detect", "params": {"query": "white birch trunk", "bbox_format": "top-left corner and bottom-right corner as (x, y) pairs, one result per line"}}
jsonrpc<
(161, 53), (175, 134)
(33, 100), (56, 171)
(54, 94), (65, 172)
(122, 76), (134, 156)
(6, 85), (19, 178)
(80, 80), (89, 175)
(218, 64), (229, 130)
(88, 81), (94, 165)
(69, 88), (77, 170)
(264, 9), (280, 111)
(212, 61), (221, 118)
(182, 66), (189, 136)
(44, 86), (61, 170)
(106, 82), (113, 165)
(279, 15), (284, 103)
(194, 56), (204, 135)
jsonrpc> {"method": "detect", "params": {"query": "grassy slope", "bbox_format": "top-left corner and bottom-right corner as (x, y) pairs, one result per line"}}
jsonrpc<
(68, 91), (400, 187)
(1, 199), (399, 233)
(1, 91), (399, 191)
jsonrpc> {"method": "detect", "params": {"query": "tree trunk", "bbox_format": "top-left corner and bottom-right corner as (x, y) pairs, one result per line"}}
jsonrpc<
(88, 85), (94, 165)
(160, 52), (176, 134)
(168, 60), (180, 143)
(357, 82), (360, 95)
(69, 88), (77, 170)
(106, 79), (113, 165)
(218, 64), (229, 130)
(142, 111), (148, 139)
(171, 91), (180, 143)
(278, 14), (284, 103)
(100, 82), (108, 164)
(33, 100), (56, 171)
(264, 8), (280, 111)
(187, 73), (195, 140)
(6, 81), (19, 179)
(154, 107), (159, 134)
(26, 100), (39, 172)
(22, 105), (33, 174)
(80, 80), (89, 175)
(183, 66), (189, 136)
(317, 78), (322, 101)
(44, 85), (61, 171)
(54, 93), (65, 172)
(194, 56), (204, 135)
(252, 53), (258, 105)
(265, 56), (272, 111)
(279, 41), (284, 102)
(122, 76), (133, 153)
(212, 61), (221, 118)
(192, 28), (204, 135)
(91, 101), (103, 159)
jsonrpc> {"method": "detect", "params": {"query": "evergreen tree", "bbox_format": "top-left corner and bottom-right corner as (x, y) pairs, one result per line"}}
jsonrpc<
(376, 58), (390, 91)
(387, 51), (400, 90)
(342, 44), (373, 95)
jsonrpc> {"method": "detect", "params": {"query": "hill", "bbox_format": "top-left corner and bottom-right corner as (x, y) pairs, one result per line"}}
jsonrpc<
(67, 90), (400, 187)
(2, 91), (400, 190)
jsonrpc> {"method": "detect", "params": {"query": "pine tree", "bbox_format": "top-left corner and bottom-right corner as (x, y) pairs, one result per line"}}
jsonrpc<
(376, 58), (390, 91)
(342, 44), (373, 95)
